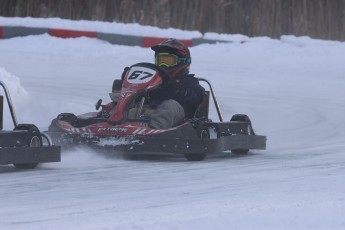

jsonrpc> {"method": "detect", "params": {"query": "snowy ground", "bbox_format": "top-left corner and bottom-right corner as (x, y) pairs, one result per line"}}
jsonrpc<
(1, 17), (345, 230)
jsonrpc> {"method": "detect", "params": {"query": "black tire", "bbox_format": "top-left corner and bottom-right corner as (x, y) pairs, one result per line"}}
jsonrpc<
(230, 114), (255, 134)
(184, 154), (206, 161)
(231, 149), (249, 154)
(13, 124), (42, 169)
(230, 114), (252, 155)
(230, 114), (251, 123)
(184, 124), (208, 161)
(57, 113), (78, 125)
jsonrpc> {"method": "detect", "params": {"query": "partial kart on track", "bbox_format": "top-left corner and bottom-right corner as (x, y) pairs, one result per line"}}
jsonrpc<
(0, 81), (61, 169)
(47, 63), (266, 161)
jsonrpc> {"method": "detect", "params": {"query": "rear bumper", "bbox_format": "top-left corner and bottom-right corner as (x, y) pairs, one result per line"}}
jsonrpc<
(109, 134), (267, 155)
(0, 146), (61, 165)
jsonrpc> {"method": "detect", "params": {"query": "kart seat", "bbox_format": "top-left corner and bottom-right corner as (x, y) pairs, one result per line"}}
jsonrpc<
(194, 91), (209, 119)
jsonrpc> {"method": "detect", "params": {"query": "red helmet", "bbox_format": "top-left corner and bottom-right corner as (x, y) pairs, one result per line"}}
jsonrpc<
(151, 38), (191, 77)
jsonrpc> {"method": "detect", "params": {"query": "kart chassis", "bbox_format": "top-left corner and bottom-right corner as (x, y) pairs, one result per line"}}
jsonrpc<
(0, 81), (60, 169)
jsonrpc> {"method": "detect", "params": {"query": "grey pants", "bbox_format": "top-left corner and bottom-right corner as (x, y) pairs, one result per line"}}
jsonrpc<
(149, 99), (185, 129)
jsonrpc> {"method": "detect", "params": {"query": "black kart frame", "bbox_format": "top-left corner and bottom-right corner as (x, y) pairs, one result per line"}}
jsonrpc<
(99, 78), (267, 157)
(0, 81), (60, 168)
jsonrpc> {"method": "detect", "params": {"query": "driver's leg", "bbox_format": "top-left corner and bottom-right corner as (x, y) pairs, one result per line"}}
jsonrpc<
(149, 99), (185, 129)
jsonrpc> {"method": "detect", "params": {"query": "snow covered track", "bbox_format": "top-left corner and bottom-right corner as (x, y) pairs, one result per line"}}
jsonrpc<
(1, 18), (345, 229)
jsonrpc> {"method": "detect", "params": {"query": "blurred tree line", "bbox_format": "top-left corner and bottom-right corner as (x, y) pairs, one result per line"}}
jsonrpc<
(0, 0), (344, 41)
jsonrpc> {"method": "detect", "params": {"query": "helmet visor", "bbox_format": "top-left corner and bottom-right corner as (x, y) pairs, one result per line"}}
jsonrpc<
(155, 53), (178, 67)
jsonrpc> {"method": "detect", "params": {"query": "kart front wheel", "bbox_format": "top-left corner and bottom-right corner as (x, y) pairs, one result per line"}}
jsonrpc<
(231, 149), (249, 154)
(184, 124), (209, 161)
(184, 154), (206, 161)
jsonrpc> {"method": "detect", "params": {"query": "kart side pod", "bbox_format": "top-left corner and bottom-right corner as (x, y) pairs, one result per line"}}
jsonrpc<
(0, 81), (61, 169)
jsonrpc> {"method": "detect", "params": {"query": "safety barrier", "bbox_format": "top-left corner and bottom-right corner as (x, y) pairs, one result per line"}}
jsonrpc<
(0, 25), (228, 47)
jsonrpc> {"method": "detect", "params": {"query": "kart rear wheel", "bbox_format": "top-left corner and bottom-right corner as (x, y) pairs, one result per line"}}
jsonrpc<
(184, 125), (208, 161)
(230, 114), (252, 155)
(13, 125), (42, 169)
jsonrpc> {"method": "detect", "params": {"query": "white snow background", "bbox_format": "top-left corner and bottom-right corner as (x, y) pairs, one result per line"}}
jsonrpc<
(1, 17), (345, 230)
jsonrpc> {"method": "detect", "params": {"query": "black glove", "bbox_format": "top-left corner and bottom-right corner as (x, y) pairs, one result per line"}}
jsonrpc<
(97, 110), (110, 119)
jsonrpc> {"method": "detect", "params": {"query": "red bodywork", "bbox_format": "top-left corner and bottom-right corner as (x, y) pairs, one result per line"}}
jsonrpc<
(49, 63), (188, 142)
(108, 64), (163, 123)
(56, 112), (173, 136)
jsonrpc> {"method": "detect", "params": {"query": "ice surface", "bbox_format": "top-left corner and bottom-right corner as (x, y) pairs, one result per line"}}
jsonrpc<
(0, 17), (345, 230)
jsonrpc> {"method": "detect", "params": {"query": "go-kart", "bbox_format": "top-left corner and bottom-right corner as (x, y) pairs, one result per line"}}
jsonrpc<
(47, 63), (266, 161)
(0, 81), (60, 169)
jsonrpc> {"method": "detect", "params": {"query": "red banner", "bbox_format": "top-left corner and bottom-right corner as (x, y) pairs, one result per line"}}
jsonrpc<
(0, 26), (3, 39)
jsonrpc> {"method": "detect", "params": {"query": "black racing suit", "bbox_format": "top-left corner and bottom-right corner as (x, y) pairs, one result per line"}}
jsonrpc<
(149, 74), (205, 119)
